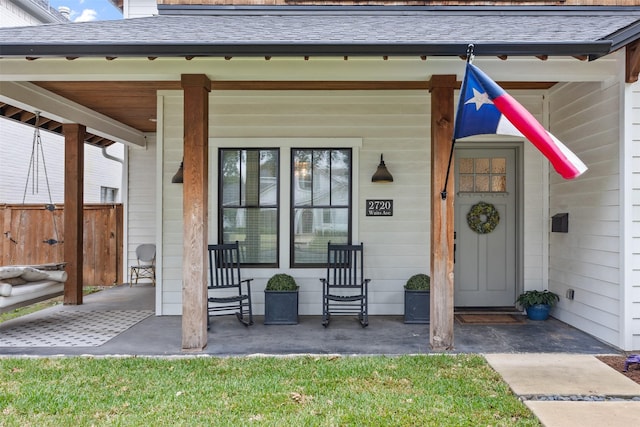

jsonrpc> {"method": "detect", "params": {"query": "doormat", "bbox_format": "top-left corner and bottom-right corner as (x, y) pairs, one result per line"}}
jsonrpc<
(455, 314), (526, 324)
(0, 310), (153, 347)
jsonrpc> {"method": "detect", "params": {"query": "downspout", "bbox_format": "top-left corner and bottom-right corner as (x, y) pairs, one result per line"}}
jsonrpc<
(101, 144), (125, 285)
(102, 145), (124, 165)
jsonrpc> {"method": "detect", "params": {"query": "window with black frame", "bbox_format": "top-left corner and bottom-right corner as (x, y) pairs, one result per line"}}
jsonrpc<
(291, 148), (351, 267)
(219, 148), (279, 266)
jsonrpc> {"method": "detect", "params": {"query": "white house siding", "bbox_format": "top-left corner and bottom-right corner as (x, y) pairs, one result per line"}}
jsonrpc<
(157, 88), (548, 316)
(0, 0), (41, 27)
(510, 91), (548, 297)
(0, 118), (124, 204)
(0, 0), (63, 27)
(628, 80), (640, 351)
(548, 80), (622, 348)
(122, 0), (158, 19)
(126, 135), (157, 284)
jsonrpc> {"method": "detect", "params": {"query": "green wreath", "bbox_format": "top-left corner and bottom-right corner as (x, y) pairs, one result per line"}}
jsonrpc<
(467, 202), (500, 234)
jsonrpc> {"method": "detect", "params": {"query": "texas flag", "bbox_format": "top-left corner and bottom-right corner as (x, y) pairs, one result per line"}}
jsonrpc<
(454, 63), (587, 180)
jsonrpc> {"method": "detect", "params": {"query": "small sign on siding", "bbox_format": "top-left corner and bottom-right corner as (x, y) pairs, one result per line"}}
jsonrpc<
(366, 199), (393, 216)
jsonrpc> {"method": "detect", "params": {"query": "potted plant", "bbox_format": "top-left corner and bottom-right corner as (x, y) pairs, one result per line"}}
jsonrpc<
(404, 274), (430, 324)
(264, 273), (299, 325)
(516, 290), (560, 321)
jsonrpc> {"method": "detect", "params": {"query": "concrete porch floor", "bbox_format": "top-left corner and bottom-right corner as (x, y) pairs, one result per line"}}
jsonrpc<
(0, 283), (621, 357)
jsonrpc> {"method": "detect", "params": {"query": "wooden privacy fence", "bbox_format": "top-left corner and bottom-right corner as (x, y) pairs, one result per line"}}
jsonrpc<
(1, 204), (123, 286)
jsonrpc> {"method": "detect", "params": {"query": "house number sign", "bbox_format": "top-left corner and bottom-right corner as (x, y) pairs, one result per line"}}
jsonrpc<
(366, 199), (393, 216)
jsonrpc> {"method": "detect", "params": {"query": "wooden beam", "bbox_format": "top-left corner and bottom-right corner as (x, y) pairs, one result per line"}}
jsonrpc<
(180, 74), (210, 352)
(212, 81), (430, 91)
(626, 40), (640, 83)
(429, 75), (457, 351)
(0, 81), (146, 147)
(63, 123), (85, 305)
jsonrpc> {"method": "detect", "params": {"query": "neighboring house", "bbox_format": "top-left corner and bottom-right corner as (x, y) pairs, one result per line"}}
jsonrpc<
(0, 0), (124, 205)
(0, 0), (639, 353)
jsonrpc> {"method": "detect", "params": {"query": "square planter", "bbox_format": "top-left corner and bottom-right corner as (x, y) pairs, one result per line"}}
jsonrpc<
(404, 290), (430, 324)
(264, 290), (299, 325)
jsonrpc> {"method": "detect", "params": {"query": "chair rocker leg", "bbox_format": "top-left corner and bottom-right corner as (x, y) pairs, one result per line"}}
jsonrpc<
(359, 313), (368, 328)
(322, 312), (330, 328)
(235, 311), (253, 327)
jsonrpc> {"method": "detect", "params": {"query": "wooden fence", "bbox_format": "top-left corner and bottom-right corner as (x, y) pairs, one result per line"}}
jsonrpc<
(1, 204), (123, 286)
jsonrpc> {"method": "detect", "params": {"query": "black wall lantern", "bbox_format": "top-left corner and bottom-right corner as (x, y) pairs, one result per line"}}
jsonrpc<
(171, 159), (184, 184)
(371, 154), (394, 183)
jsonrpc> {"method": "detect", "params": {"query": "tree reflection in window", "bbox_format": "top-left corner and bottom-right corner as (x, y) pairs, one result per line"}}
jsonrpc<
(219, 148), (279, 266)
(292, 149), (352, 266)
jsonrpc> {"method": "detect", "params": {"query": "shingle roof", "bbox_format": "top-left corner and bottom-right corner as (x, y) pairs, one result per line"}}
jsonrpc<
(1, 7), (639, 60)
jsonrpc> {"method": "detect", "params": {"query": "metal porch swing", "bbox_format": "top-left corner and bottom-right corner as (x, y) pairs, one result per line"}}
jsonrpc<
(19, 111), (63, 247)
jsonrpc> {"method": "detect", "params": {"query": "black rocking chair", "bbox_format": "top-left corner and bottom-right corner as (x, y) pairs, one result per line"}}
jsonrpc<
(321, 242), (370, 328)
(207, 242), (253, 329)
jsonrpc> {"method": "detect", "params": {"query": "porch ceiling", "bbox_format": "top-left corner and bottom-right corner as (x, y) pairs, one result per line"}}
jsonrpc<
(1, 77), (561, 146)
(0, 101), (120, 148)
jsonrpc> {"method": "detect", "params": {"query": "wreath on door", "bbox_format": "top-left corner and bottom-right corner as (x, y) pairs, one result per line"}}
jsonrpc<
(467, 202), (500, 234)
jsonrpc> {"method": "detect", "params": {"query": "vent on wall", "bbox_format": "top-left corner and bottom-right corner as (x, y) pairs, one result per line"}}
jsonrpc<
(552, 213), (568, 233)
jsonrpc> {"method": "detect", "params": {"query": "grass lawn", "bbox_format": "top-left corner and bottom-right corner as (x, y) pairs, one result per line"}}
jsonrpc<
(0, 355), (539, 426)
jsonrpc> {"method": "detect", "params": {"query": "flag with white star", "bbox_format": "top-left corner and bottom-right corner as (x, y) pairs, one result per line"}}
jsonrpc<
(454, 62), (587, 180)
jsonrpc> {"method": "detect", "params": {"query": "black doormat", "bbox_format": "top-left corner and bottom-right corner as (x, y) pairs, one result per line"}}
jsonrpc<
(455, 314), (526, 324)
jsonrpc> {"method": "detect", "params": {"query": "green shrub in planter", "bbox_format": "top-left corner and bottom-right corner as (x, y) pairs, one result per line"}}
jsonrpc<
(404, 274), (431, 291)
(264, 274), (299, 325)
(516, 290), (559, 309)
(265, 274), (298, 291)
(516, 290), (559, 321)
(404, 274), (430, 324)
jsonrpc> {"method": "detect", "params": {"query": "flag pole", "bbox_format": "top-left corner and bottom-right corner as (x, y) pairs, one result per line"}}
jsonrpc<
(441, 44), (474, 200)
(440, 138), (456, 200)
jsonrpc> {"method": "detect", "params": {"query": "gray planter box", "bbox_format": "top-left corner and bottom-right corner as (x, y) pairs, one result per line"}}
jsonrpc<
(264, 290), (299, 325)
(404, 290), (430, 324)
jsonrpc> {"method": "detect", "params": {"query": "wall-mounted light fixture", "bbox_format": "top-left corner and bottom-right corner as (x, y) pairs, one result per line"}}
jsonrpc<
(371, 154), (394, 183)
(171, 159), (184, 184)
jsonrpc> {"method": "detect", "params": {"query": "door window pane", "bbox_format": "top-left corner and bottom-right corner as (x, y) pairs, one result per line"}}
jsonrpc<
(459, 158), (474, 174)
(475, 158), (490, 174)
(459, 175), (474, 192)
(491, 157), (506, 174)
(459, 156), (507, 194)
(492, 175), (507, 192)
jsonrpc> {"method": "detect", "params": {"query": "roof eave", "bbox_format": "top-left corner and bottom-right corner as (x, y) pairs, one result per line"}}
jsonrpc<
(606, 20), (640, 52)
(0, 41), (614, 60)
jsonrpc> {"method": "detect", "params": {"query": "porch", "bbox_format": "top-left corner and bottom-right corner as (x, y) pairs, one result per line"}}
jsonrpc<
(0, 284), (618, 357)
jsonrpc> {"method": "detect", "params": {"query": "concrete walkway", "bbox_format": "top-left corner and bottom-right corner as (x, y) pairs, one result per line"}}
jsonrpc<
(486, 353), (640, 427)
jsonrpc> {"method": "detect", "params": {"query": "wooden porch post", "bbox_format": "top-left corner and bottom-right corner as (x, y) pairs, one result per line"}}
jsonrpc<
(429, 75), (457, 350)
(181, 74), (210, 351)
(63, 123), (85, 305)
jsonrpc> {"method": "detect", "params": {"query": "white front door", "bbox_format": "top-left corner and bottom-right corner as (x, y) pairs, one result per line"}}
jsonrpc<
(454, 147), (518, 307)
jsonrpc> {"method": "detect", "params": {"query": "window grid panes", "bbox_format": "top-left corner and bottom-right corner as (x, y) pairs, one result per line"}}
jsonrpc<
(100, 186), (118, 203)
(459, 157), (507, 193)
(292, 148), (352, 266)
(219, 148), (279, 266)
